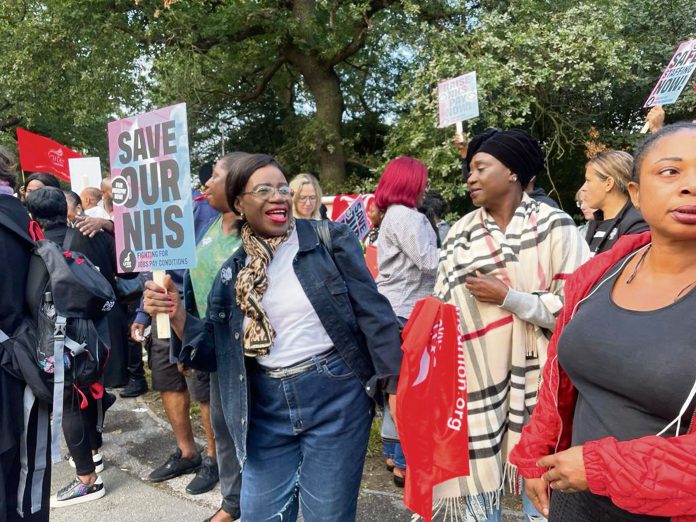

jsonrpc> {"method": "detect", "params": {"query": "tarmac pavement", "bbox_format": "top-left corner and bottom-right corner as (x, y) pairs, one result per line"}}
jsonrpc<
(49, 394), (523, 521)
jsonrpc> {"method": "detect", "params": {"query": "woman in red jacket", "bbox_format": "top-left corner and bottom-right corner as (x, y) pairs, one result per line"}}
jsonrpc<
(510, 122), (696, 521)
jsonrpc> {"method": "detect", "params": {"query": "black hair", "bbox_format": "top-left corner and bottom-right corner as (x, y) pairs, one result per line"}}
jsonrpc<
(24, 172), (60, 190)
(198, 161), (214, 186)
(26, 186), (68, 229)
(225, 153), (289, 214)
(417, 204), (442, 248)
(421, 191), (449, 219)
(63, 190), (82, 209)
(0, 145), (17, 190)
(632, 122), (696, 181)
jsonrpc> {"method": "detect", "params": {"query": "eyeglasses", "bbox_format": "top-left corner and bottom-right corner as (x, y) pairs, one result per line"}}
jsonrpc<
(298, 195), (317, 203)
(240, 185), (293, 200)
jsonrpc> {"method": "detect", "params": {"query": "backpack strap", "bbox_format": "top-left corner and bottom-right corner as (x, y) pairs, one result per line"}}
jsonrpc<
(50, 315), (67, 464)
(62, 227), (77, 251)
(93, 317), (111, 434)
(316, 219), (333, 257)
(25, 251), (49, 322)
(17, 385), (51, 517)
(64, 337), (89, 358)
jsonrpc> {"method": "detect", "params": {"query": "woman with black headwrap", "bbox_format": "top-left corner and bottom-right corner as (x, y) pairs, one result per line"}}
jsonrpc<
(433, 129), (589, 521)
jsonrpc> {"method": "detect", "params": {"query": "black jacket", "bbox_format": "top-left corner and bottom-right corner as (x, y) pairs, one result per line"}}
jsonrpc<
(585, 200), (649, 255)
(0, 196), (33, 334)
(0, 196), (35, 519)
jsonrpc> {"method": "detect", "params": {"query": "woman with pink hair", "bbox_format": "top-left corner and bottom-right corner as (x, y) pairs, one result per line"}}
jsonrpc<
(374, 156), (439, 486)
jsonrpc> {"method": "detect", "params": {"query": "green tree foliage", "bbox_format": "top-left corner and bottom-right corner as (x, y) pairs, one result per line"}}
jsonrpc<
(0, 1), (143, 160)
(2, 0), (695, 207)
(385, 0), (696, 215)
(110, 0), (461, 190)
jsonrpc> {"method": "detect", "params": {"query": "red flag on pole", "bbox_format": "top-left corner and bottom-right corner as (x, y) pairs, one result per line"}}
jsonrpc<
(397, 296), (470, 522)
(16, 128), (82, 182)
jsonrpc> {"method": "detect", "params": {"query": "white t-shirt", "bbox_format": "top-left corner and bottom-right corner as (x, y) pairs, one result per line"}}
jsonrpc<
(243, 228), (334, 368)
(85, 205), (111, 220)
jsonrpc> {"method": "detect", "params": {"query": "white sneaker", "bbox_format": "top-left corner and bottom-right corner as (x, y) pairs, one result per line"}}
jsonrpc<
(67, 453), (104, 473)
(50, 476), (105, 508)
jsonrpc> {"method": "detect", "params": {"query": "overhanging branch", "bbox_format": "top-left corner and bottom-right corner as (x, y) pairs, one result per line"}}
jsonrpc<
(328, 18), (369, 66)
(237, 58), (287, 102)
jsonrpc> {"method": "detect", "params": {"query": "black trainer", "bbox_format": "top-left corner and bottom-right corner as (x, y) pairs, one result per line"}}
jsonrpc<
(119, 378), (148, 398)
(148, 448), (201, 482)
(186, 455), (219, 495)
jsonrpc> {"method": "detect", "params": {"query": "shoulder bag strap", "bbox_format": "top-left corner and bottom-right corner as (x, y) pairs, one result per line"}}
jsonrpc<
(316, 219), (333, 256)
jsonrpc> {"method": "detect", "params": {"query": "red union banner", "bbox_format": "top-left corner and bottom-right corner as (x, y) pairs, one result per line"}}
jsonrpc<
(397, 296), (469, 522)
(16, 128), (83, 182)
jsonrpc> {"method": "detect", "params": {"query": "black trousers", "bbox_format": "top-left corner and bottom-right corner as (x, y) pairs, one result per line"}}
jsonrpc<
(62, 388), (102, 476)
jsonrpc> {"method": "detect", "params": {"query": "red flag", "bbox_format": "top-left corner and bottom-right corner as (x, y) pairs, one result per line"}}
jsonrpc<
(16, 128), (82, 182)
(396, 296), (469, 522)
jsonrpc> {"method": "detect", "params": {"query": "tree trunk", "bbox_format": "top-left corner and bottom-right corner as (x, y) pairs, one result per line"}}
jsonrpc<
(287, 52), (346, 188)
(304, 67), (346, 189)
(287, 0), (346, 188)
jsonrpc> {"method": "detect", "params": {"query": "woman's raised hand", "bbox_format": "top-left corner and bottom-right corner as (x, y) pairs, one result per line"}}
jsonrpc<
(143, 275), (185, 337)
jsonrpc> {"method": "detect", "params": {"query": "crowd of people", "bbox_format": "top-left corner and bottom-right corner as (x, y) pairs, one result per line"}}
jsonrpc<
(1, 116), (695, 522)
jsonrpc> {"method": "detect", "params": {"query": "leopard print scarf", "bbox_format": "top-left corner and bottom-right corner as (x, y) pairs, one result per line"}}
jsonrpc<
(235, 219), (295, 357)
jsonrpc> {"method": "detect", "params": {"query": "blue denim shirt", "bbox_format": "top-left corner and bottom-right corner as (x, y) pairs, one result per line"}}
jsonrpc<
(174, 219), (402, 466)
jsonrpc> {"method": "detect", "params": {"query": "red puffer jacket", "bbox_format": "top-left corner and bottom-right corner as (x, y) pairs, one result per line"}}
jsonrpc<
(509, 231), (696, 521)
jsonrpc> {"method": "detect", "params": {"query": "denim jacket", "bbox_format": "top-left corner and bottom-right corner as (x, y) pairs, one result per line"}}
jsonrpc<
(173, 219), (402, 466)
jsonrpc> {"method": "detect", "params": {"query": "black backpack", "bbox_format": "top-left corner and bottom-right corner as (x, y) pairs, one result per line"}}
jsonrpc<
(0, 226), (116, 463)
(26, 230), (116, 394)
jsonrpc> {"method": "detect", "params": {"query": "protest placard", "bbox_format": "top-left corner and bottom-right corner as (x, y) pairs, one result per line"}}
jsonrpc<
(644, 39), (696, 107)
(108, 103), (197, 338)
(69, 157), (102, 195)
(335, 196), (370, 241)
(438, 72), (479, 128)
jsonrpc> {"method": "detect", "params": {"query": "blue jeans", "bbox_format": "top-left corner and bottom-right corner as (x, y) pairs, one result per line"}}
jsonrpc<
(381, 402), (405, 469)
(241, 352), (373, 521)
(382, 315), (408, 471)
(382, 440), (406, 470)
(210, 372), (242, 518)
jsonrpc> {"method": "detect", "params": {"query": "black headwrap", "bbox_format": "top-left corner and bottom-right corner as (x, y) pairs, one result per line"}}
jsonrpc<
(465, 128), (544, 188)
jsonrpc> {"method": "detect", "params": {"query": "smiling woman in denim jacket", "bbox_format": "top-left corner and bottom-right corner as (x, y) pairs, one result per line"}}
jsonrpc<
(144, 153), (402, 522)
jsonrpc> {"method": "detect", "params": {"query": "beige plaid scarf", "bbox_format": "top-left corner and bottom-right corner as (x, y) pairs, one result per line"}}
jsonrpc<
(235, 219), (295, 357)
(431, 195), (587, 520)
